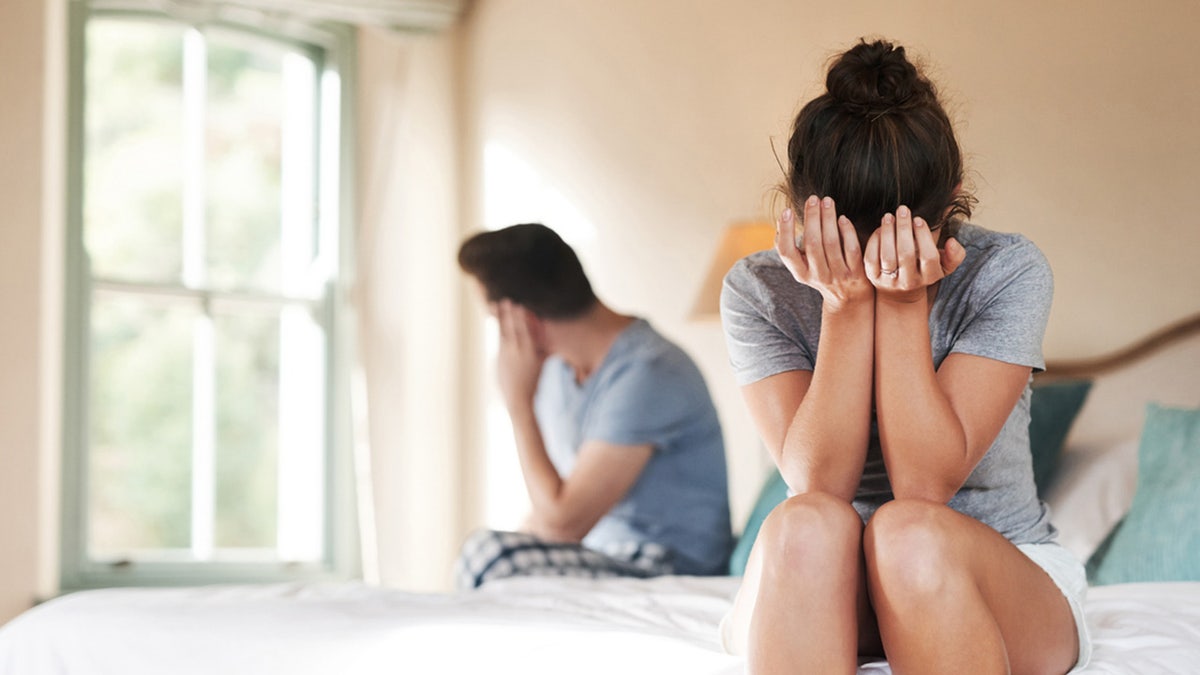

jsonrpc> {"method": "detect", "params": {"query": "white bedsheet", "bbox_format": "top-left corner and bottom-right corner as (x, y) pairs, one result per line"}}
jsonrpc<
(1, 576), (1197, 674)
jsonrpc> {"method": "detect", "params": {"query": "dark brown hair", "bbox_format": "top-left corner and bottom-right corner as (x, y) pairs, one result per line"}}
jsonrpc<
(458, 223), (597, 320)
(784, 39), (974, 242)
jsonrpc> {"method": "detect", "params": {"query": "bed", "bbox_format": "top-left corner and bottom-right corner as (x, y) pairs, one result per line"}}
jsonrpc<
(2, 314), (1199, 674)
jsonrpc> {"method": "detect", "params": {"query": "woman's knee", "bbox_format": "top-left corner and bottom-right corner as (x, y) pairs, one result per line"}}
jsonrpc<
(756, 492), (862, 570)
(864, 500), (963, 596)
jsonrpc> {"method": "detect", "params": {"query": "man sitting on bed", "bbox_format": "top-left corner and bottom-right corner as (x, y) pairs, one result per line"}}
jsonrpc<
(454, 223), (733, 588)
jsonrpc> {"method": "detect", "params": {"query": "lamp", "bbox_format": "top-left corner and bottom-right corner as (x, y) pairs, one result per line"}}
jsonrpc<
(689, 220), (777, 319)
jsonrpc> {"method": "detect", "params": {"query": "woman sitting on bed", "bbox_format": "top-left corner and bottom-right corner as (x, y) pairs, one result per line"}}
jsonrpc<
(718, 39), (1090, 674)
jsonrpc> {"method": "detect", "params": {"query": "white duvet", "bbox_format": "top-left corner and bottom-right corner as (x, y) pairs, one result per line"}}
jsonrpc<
(1, 576), (1198, 674)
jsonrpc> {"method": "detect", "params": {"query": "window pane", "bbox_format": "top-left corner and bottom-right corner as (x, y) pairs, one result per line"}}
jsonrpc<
(213, 310), (280, 550)
(84, 19), (185, 283)
(275, 305), (327, 561)
(213, 305), (326, 560)
(206, 31), (318, 294)
(88, 294), (194, 558)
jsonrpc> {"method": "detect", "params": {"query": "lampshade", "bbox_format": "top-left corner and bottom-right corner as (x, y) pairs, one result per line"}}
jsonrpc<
(689, 220), (776, 319)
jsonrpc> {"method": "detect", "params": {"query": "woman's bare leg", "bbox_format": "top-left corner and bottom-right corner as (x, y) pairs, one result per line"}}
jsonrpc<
(864, 500), (1078, 675)
(727, 492), (878, 674)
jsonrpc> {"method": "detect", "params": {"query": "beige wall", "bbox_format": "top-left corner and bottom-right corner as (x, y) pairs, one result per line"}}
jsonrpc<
(458, 0), (1200, 525)
(0, 0), (60, 625)
(2, 0), (1198, 615)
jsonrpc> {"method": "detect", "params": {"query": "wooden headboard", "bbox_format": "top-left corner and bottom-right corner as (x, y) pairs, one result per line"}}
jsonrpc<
(1038, 312), (1200, 382)
(1037, 312), (1200, 448)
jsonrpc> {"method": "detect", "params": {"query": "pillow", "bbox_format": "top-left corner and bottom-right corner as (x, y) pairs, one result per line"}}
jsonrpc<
(1042, 437), (1138, 562)
(1087, 403), (1200, 585)
(728, 469), (788, 576)
(1029, 379), (1093, 496)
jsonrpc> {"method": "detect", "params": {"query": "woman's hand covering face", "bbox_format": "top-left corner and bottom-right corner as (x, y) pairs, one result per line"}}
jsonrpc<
(776, 195), (875, 313)
(864, 205), (966, 303)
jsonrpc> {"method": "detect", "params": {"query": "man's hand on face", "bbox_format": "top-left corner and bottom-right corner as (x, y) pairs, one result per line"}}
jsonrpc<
(496, 299), (547, 411)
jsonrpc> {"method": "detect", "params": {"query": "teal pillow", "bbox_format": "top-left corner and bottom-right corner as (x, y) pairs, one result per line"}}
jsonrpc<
(1029, 379), (1093, 496)
(1088, 403), (1200, 585)
(728, 469), (788, 576)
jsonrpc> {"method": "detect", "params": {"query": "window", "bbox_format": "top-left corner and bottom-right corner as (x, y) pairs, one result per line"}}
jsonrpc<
(61, 5), (357, 589)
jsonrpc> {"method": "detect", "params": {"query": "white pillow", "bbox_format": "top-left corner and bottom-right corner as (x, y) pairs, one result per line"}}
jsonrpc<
(1043, 438), (1139, 562)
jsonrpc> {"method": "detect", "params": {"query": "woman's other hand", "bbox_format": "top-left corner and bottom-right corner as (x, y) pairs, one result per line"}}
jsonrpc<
(776, 195), (874, 313)
(864, 205), (966, 303)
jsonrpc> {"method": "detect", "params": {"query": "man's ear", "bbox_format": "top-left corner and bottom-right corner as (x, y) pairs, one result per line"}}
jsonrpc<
(523, 309), (545, 332)
(523, 310), (550, 354)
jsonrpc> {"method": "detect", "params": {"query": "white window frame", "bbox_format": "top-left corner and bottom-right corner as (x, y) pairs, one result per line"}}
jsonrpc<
(60, 1), (360, 590)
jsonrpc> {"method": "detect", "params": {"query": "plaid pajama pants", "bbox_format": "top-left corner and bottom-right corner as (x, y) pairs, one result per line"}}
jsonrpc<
(454, 529), (675, 590)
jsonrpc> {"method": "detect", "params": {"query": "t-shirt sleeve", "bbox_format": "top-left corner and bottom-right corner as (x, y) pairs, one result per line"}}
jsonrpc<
(720, 257), (814, 386)
(949, 237), (1053, 371)
(582, 355), (705, 450)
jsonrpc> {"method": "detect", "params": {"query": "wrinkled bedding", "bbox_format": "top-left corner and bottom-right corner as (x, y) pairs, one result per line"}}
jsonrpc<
(2, 575), (1197, 674)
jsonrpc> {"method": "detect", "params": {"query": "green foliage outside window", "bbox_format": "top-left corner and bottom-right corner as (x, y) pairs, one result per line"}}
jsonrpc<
(80, 16), (326, 565)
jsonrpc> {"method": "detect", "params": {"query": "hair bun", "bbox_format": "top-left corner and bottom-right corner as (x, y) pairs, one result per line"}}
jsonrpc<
(825, 39), (933, 118)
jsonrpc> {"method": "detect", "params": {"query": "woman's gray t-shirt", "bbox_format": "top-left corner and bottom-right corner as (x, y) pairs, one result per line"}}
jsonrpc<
(720, 223), (1057, 545)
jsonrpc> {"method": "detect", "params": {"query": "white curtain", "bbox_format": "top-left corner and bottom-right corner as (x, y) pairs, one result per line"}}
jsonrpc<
(354, 25), (475, 592)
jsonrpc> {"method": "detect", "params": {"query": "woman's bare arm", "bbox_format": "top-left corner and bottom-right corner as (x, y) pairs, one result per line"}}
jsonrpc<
(866, 206), (1025, 501)
(739, 196), (876, 500)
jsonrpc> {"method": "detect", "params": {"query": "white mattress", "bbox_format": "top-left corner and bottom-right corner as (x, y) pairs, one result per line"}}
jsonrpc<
(1, 576), (1198, 674)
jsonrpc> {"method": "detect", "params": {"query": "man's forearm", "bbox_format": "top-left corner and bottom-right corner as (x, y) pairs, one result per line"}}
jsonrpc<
(506, 404), (568, 529)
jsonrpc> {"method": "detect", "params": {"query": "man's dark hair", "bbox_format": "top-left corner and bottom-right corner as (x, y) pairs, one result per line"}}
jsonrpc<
(458, 223), (597, 319)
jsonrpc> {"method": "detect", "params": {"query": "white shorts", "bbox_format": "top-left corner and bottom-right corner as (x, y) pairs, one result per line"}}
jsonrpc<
(718, 541), (1092, 670)
(1018, 542), (1092, 672)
